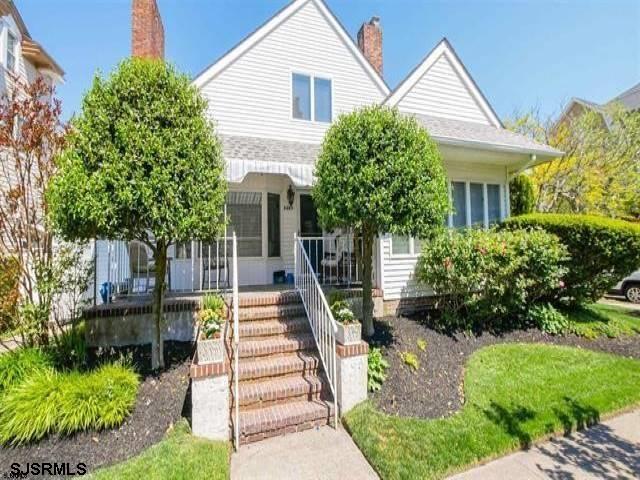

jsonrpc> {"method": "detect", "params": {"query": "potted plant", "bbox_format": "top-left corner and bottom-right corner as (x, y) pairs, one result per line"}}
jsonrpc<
(196, 294), (226, 364)
(331, 299), (361, 345)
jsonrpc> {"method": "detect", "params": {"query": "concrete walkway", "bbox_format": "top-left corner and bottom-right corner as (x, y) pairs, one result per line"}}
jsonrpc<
(449, 409), (640, 479)
(231, 426), (378, 480)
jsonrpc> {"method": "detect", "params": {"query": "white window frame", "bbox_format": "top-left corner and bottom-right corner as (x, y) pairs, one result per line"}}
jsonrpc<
(290, 71), (333, 123)
(6, 29), (16, 72)
(447, 180), (505, 229)
(390, 236), (421, 258)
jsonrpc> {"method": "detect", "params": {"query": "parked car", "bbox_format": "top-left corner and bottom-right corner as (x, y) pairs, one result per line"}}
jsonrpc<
(613, 270), (640, 303)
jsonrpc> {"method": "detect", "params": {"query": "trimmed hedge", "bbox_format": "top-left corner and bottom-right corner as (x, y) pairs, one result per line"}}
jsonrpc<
(503, 214), (640, 304)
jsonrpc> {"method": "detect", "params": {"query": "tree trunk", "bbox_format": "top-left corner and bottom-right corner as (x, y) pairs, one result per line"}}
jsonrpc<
(361, 225), (375, 339)
(151, 241), (167, 370)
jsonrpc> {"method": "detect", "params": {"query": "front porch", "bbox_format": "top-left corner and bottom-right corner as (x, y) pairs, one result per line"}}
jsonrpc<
(92, 173), (374, 306)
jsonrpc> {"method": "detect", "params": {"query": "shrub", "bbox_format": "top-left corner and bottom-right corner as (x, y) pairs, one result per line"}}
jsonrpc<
(503, 214), (640, 304)
(417, 228), (568, 330)
(400, 352), (420, 371)
(0, 347), (53, 392)
(0, 255), (20, 335)
(49, 323), (87, 370)
(0, 361), (138, 445)
(527, 303), (569, 335)
(509, 174), (536, 216)
(367, 347), (389, 392)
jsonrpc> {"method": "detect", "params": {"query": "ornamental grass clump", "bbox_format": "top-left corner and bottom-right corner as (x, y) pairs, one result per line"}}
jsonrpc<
(0, 347), (54, 392)
(0, 361), (138, 445)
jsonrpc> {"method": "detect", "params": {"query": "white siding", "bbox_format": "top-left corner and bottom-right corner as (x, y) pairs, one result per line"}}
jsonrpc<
(396, 53), (492, 125)
(380, 160), (508, 300)
(199, 0), (386, 143)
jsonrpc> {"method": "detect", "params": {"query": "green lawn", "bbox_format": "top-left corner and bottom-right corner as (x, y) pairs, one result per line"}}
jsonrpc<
(567, 303), (640, 338)
(91, 420), (230, 480)
(344, 343), (640, 480)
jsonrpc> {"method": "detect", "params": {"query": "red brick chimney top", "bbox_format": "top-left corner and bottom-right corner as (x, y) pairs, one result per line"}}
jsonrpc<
(132, 0), (164, 59)
(357, 16), (382, 76)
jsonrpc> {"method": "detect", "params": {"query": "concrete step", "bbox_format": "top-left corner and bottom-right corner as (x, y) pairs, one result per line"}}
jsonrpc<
(238, 333), (316, 358)
(238, 317), (309, 339)
(236, 351), (322, 381)
(237, 399), (335, 444)
(234, 374), (328, 408)
(239, 304), (306, 322)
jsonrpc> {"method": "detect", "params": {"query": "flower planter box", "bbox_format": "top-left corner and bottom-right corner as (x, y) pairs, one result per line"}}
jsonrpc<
(197, 333), (224, 364)
(336, 322), (361, 346)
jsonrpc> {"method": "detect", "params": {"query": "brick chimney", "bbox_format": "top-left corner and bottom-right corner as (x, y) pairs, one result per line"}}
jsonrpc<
(132, 0), (164, 58)
(357, 16), (382, 76)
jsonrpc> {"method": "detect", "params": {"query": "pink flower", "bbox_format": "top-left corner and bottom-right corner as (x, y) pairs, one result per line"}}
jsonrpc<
(559, 280), (565, 288)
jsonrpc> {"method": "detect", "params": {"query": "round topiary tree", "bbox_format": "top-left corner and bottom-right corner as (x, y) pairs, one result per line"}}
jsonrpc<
(49, 58), (227, 369)
(313, 106), (449, 337)
(509, 173), (536, 216)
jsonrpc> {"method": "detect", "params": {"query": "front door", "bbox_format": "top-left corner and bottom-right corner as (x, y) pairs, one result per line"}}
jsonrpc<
(299, 194), (323, 274)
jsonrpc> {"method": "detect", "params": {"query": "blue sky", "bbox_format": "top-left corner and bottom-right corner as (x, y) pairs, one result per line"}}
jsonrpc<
(18, 0), (640, 121)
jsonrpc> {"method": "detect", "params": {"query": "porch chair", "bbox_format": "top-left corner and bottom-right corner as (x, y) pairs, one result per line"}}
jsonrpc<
(128, 240), (156, 293)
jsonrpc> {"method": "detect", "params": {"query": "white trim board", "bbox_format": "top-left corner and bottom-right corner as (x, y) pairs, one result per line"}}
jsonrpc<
(192, 0), (389, 96)
(384, 38), (503, 129)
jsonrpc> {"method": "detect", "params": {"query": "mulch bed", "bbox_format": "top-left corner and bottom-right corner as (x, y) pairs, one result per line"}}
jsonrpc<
(370, 315), (640, 419)
(0, 341), (193, 476)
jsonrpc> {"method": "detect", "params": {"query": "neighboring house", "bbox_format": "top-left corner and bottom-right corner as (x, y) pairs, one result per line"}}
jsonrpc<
(556, 82), (640, 132)
(95, 0), (561, 311)
(0, 0), (64, 230)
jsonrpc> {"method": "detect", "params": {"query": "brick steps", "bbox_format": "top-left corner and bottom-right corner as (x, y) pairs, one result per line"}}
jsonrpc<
(237, 291), (301, 308)
(235, 373), (328, 408)
(238, 333), (315, 358)
(237, 351), (321, 381)
(237, 399), (335, 444)
(239, 304), (306, 322)
(230, 290), (333, 445)
(238, 317), (309, 339)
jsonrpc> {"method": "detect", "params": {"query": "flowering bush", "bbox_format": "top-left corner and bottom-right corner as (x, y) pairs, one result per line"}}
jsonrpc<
(417, 228), (568, 330)
(198, 294), (225, 339)
(330, 300), (357, 324)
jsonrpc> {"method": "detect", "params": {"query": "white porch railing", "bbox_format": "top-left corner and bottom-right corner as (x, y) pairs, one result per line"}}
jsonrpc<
(298, 234), (367, 287)
(231, 233), (240, 450)
(97, 237), (232, 303)
(294, 234), (338, 428)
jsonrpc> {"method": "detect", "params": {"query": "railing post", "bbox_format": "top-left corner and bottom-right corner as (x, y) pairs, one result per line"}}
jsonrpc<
(293, 232), (297, 288)
(232, 232), (240, 450)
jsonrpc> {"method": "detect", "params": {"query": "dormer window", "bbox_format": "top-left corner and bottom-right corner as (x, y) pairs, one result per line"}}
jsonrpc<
(292, 73), (332, 123)
(6, 31), (16, 72)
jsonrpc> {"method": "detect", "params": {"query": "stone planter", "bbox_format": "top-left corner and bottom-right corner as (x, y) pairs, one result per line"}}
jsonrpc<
(197, 333), (224, 364)
(336, 322), (361, 346)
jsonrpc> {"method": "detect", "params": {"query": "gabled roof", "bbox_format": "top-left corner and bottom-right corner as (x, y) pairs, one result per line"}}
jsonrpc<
(192, 0), (389, 94)
(384, 38), (503, 128)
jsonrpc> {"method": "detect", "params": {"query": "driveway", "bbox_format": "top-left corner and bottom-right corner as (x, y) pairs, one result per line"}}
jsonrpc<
(600, 295), (640, 312)
(449, 409), (640, 479)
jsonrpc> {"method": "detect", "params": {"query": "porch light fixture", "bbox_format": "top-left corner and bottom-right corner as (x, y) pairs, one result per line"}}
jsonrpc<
(287, 184), (295, 207)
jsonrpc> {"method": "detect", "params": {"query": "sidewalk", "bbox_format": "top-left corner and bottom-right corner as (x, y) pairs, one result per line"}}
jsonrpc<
(230, 425), (378, 480)
(449, 409), (640, 479)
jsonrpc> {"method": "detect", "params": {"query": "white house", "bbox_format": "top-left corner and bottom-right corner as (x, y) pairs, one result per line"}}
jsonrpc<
(95, 0), (561, 312)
